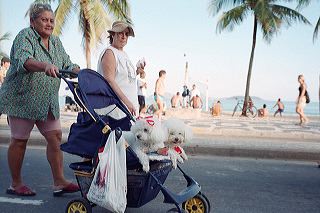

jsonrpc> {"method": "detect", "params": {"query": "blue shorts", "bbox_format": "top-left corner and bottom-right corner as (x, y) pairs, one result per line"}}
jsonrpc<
(154, 94), (164, 102)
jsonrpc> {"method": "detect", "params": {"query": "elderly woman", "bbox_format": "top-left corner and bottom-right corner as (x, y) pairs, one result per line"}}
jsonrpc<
(0, 3), (79, 196)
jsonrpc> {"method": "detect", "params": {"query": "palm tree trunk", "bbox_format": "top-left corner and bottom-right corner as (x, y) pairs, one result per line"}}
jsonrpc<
(81, 0), (91, 68)
(85, 36), (91, 68)
(242, 16), (257, 116)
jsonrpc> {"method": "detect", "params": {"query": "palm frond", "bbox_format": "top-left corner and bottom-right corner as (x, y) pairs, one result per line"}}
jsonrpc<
(101, 0), (132, 24)
(271, 4), (311, 27)
(253, 0), (281, 42)
(0, 32), (11, 42)
(295, 0), (311, 10)
(208, 0), (244, 16)
(0, 51), (9, 59)
(313, 17), (320, 42)
(216, 5), (249, 33)
(258, 16), (281, 42)
(78, 1), (92, 51)
(53, 0), (74, 36)
(86, 0), (113, 47)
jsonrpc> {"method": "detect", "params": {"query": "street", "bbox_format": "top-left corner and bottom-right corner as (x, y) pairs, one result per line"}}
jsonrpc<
(0, 145), (320, 213)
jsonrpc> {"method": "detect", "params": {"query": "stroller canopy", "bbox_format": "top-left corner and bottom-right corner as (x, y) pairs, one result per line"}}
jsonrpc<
(61, 69), (134, 158)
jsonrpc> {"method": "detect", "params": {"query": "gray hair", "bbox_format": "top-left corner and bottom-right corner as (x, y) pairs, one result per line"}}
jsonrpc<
(29, 3), (53, 20)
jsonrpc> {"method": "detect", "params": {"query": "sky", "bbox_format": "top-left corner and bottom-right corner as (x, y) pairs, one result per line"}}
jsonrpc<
(0, 0), (319, 102)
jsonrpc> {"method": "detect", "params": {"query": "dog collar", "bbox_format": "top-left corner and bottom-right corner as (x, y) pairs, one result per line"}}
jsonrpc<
(174, 146), (182, 154)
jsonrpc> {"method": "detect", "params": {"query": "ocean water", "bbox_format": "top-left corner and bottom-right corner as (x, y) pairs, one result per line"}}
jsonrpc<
(212, 99), (320, 116)
(59, 96), (320, 116)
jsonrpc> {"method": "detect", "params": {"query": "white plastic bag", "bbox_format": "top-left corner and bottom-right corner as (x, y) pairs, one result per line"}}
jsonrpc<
(87, 131), (127, 213)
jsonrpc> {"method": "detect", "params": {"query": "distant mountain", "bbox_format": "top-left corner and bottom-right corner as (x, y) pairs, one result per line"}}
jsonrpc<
(222, 96), (264, 101)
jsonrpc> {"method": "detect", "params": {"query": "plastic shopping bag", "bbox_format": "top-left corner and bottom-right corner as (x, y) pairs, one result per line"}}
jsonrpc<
(87, 131), (127, 213)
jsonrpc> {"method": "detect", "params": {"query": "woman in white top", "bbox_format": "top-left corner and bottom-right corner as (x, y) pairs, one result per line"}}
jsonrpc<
(97, 21), (144, 116)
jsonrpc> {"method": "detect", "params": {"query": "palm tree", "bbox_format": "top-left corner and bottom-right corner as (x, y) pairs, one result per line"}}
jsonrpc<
(0, 32), (11, 58)
(208, 0), (310, 116)
(34, 0), (131, 68)
(296, 0), (320, 41)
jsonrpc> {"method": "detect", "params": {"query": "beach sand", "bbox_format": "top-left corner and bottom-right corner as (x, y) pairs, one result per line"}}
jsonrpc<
(1, 109), (319, 141)
(1, 109), (319, 160)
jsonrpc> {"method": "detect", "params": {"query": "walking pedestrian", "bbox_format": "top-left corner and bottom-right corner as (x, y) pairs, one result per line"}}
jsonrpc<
(0, 3), (80, 196)
(296, 74), (309, 125)
(137, 72), (147, 115)
(154, 70), (166, 120)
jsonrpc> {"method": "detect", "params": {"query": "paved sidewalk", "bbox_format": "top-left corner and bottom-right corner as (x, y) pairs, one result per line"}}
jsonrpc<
(0, 110), (320, 161)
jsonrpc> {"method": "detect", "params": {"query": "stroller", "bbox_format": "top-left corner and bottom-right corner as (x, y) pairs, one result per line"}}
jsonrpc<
(59, 69), (211, 213)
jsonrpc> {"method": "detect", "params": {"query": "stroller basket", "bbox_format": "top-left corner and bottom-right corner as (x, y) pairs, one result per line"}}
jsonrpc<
(70, 160), (172, 208)
(127, 160), (172, 208)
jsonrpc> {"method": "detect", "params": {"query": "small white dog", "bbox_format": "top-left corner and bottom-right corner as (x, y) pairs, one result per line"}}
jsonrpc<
(125, 116), (167, 172)
(163, 118), (193, 169)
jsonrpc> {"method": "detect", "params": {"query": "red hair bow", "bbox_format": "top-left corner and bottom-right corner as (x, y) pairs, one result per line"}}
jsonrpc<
(137, 115), (155, 126)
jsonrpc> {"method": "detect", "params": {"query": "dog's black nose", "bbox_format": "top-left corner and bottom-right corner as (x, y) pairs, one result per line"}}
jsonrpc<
(137, 135), (141, 139)
(175, 138), (179, 142)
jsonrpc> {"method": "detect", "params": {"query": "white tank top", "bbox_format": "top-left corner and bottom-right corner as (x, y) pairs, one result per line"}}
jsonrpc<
(97, 46), (138, 115)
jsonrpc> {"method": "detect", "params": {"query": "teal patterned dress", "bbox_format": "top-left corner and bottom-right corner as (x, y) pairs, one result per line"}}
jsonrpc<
(0, 27), (79, 120)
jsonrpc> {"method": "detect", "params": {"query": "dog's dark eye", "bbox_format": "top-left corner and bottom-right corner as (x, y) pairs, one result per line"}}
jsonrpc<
(143, 128), (148, 132)
(170, 132), (174, 135)
(179, 132), (183, 135)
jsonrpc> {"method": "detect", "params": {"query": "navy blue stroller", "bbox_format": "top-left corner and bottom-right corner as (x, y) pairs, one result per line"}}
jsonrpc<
(59, 69), (210, 213)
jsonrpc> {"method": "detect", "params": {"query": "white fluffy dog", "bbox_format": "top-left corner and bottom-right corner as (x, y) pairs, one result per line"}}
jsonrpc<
(126, 116), (167, 172)
(163, 118), (193, 169)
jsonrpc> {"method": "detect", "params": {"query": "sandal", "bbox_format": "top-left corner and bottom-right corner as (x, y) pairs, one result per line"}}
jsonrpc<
(6, 185), (36, 196)
(53, 183), (79, 197)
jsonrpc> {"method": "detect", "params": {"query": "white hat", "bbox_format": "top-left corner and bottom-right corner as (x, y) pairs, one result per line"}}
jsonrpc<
(107, 21), (135, 37)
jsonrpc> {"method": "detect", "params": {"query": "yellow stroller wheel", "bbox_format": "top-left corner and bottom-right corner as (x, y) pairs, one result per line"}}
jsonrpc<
(182, 194), (210, 213)
(65, 198), (92, 213)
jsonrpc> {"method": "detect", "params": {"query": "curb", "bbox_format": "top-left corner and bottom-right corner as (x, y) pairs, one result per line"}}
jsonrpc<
(185, 146), (320, 161)
(1, 135), (319, 161)
(192, 128), (320, 141)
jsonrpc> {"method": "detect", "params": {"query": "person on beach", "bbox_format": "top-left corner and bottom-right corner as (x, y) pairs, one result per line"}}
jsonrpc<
(190, 84), (200, 99)
(258, 104), (268, 117)
(190, 84), (200, 105)
(171, 92), (182, 108)
(182, 85), (190, 107)
(296, 74), (308, 125)
(248, 96), (254, 114)
(0, 3), (80, 196)
(154, 70), (166, 119)
(273, 98), (284, 117)
(0, 56), (11, 87)
(137, 72), (147, 115)
(212, 100), (222, 116)
(191, 94), (203, 109)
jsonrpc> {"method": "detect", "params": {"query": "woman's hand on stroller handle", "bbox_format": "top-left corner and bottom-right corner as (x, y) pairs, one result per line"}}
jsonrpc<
(57, 69), (79, 79)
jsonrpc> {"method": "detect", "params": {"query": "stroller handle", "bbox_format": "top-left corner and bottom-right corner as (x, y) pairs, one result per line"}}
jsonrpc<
(57, 69), (78, 79)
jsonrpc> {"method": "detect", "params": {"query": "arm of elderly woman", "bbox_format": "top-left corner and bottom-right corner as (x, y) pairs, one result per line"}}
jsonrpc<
(24, 59), (79, 77)
(24, 59), (59, 77)
(13, 30), (79, 78)
(101, 49), (136, 116)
